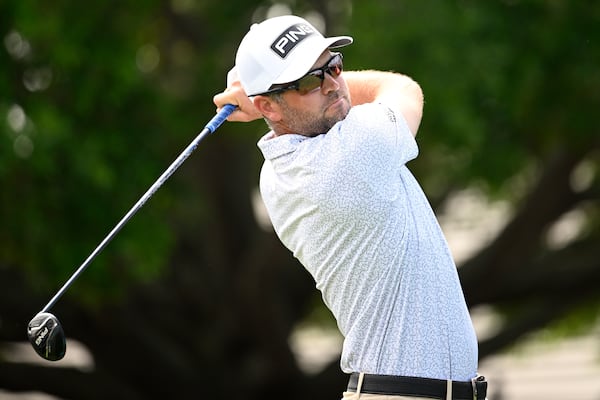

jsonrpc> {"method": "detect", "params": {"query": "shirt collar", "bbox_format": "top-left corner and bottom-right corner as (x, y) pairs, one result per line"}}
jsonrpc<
(257, 131), (312, 161)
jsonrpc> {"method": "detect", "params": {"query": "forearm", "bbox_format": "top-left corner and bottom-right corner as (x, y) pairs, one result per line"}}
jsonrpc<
(343, 70), (424, 135)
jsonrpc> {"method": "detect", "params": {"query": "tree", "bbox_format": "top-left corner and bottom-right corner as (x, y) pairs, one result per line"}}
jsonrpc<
(351, 0), (600, 356)
(1, 0), (598, 398)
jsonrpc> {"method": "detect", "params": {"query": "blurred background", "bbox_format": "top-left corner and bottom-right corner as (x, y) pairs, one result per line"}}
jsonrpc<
(1, 0), (599, 399)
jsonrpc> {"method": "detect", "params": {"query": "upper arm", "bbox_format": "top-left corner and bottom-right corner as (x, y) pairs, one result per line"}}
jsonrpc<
(344, 70), (424, 136)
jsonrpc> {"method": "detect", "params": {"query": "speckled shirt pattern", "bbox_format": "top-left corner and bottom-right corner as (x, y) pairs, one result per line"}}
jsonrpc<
(257, 103), (478, 380)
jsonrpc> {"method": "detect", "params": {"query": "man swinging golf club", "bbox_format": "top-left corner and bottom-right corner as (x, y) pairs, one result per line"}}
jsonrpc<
(214, 14), (487, 400)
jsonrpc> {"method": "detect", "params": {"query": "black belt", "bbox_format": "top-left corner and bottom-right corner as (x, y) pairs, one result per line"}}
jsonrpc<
(347, 373), (487, 400)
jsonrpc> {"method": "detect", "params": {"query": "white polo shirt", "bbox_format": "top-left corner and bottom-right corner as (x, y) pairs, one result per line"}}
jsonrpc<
(257, 102), (478, 380)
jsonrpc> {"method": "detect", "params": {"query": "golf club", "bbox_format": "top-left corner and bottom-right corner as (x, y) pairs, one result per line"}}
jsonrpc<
(27, 104), (236, 361)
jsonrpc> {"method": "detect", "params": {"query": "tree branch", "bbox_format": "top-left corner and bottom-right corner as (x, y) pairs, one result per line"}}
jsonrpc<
(460, 146), (592, 305)
(478, 296), (585, 359)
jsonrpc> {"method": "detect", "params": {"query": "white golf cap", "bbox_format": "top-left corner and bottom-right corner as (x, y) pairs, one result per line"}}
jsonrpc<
(235, 15), (353, 96)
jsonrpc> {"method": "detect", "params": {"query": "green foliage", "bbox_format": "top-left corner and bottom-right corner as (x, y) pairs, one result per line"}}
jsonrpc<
(0, 0), (271, 307)
(543, 299), (600, 340)
(1, 0), (598, 344)
(348, 0), (600, 199)
(0, 1), (599, 397)
(1, 0), (177, 304)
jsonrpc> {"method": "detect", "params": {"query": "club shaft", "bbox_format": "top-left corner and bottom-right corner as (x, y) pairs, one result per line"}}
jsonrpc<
(41, 104), (236, 313)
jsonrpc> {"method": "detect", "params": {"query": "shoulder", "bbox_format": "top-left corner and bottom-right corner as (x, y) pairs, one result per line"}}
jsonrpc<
(338, 103), (413, 146)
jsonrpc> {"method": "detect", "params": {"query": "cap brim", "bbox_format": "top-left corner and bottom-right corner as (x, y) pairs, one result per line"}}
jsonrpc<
(272, 35), (353, 85)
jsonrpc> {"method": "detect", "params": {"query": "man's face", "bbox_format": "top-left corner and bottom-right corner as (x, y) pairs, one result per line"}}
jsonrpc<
(275, 51), (352, 136)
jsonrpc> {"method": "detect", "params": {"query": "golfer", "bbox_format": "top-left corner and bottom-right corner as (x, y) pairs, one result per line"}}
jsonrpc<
(213, 15), (487, 400)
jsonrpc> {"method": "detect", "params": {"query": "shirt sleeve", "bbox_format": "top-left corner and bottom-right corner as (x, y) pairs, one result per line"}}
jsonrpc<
(333, 102), (419, 168)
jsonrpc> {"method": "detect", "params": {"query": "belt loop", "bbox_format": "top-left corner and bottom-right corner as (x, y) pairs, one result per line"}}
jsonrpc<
(446, 379), (452, 400)
(356, 373), (365, 398)
(471, 376), (478, 400)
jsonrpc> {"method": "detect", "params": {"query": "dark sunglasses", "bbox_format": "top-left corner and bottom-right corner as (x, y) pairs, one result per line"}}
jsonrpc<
(258, 53), (344, 96)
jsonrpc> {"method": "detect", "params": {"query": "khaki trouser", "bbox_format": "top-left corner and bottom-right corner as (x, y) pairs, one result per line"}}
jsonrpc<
(342, 392), (431, 400)
(342, 393), (488, 400)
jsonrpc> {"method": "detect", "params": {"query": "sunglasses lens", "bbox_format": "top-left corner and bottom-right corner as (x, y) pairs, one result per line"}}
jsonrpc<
(297, 74), (324, 95)
(328, 56), (343, 77)
(267, 53), (344, 96)
(296, 55), (344, 94)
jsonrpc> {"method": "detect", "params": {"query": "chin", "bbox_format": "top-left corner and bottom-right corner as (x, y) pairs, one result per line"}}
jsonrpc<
(331, 98), (351, 121)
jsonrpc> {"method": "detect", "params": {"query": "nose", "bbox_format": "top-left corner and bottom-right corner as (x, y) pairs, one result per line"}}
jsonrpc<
(320, 72), (340, 94)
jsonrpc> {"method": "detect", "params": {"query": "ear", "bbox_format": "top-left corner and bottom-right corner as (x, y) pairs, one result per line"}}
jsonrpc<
(253, 96), (282, 122)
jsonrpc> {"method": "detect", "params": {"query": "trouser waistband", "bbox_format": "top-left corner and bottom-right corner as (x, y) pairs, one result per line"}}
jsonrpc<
(347, 373), (487, 400)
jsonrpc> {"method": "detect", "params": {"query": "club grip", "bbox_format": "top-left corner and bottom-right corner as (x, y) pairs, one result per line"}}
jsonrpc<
(204, 104), (236, 133)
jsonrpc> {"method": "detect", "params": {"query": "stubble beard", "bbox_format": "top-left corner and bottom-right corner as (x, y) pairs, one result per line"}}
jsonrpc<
(279, 92), (351, 137)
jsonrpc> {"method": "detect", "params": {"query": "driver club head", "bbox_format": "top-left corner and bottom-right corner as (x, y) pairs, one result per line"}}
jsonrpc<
(27, 312), (66, 361)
